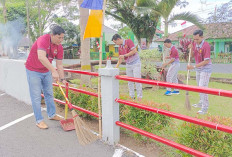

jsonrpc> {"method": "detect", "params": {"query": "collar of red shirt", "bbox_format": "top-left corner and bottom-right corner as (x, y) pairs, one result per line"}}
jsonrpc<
(196, 40), (205, 49)
(170, 45), (174, 50)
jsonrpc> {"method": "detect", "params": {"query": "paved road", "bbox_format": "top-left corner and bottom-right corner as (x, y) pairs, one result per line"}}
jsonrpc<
(0, 91), (142, 157)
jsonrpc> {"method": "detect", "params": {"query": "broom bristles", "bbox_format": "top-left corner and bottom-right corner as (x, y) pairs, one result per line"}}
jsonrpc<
(185, 91), (191, 111)
(71, 110), (98, 145)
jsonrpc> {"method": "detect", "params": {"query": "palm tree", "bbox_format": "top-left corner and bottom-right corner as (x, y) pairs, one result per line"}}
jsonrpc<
(107, 0), (159, 48)
(137, 0), (204, 62)
(137, 0), (204, 37)
(78, 0), (91, 85)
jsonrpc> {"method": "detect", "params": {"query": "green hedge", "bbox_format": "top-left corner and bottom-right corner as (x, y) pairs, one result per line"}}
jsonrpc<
(53, 86), (172, 141)
(176, 116), (232, 157)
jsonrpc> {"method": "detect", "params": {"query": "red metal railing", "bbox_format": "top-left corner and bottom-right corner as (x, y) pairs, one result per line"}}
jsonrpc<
(116, 98), (232, 134)
(42, 93), (99, 118)
(116, 121), (212, 157)
(53, 97), (99, 118)
(53, 83), (98, 97)
(115, 75), (232, 156)
(64, 68), (99, 76)
(51, 69), (99, 118)
(115, 75), (232, 97)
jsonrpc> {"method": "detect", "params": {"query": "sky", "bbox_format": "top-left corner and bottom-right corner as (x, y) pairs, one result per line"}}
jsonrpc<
(104, 0), (230, 33)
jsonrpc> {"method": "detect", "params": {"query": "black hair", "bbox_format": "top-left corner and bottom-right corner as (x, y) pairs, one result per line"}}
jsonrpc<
(193, 30), (203, 36)
(50, 24), (65, 35)
(112, 34), (121, 41)
(164, 39), (172, 43)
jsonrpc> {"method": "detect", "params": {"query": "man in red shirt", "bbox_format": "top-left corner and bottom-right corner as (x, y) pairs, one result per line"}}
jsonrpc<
(187, 30), (212, 115)
(162, 39), (180, 95)
(25, 25), (66, 129)
(112, 34), (142, 101)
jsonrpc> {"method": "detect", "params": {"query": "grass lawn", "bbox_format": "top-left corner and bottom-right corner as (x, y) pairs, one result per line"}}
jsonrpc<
(179, 71), (232, 79)
(70, 76), (232, 119)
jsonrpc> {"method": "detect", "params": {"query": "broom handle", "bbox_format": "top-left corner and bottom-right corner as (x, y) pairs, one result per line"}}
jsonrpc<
(186, 48), (192, 85)
(115, 58), (123, 68)
(57, 81), (72, 109)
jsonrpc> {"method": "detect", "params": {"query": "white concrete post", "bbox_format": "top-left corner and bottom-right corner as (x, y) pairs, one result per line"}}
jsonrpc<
(99, 60), (120, 145)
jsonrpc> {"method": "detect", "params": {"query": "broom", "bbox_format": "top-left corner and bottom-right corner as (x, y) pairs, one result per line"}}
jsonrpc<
(57, 81), (98, 145)
(185, 49), (192, 111)
(115, 58), (123, 68)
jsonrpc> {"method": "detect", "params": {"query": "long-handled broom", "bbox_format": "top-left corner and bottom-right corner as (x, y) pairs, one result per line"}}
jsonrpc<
(57, 81), (98, 145)
(115, 58), (123, 68)
(185, 49), (192, 111)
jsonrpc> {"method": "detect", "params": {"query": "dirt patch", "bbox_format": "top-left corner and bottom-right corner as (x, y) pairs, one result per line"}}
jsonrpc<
(52, 102), (162, 157)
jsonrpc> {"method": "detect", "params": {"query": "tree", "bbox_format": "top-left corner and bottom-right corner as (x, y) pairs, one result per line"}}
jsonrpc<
(107, 0), (159, 48)
(0, 0), (7, 23)
(0, 0), (26, 57)
(54, 17), (80, 48)
(206, 0), (232, 23)
(28, 0), (79, 42)
(117, 26), (132, 39)
(78, 0), (91, 86)
(136, 0), (203, 37)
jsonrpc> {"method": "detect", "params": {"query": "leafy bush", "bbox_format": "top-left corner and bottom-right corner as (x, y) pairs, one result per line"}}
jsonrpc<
(53, 86), (98, 120)
(176, 116), (232, 157)
(139, 49), (161, 79)
(119, 94), (171, 141)
(108, 51), (114, 58)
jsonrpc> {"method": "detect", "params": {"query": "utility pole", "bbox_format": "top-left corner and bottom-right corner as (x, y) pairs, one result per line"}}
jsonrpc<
(38, 0), (42, 36)
(26, 0), (31, 50)
(214, 5), (217, 22)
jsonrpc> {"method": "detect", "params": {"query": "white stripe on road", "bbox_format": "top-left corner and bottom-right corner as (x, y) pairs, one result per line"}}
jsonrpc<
(0, 108), (48, 131)
(112, 149), (124, 157)
(117, 144), (145, 157)
(0, 113), (34, 131)
(0, 93), (6, 96)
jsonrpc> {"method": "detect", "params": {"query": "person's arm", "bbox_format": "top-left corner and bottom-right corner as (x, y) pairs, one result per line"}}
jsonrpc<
(124, 48), (137, 57)
(162, 58), (175, 68)
(119, 48), (137, 60)
(37, 50), (59, 81)
(187, 60), (209, 70)
(56, 60), (66, 84)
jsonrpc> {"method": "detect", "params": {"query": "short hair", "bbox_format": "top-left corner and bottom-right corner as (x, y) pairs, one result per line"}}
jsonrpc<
(112, 34), (121, 41)
(50, 24), (65, 35)
(164, 39), (171, 43)
(193, 30), (203, 36)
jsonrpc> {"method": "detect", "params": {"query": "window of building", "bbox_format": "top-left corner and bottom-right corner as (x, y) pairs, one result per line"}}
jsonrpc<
(115, 47), (118, 53)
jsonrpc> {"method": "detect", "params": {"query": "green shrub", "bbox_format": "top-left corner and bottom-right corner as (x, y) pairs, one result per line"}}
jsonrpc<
(53, 86), (98, 120)
(176, 116), (232, 157)
(119, 94), (171, 141)
(109, 51), (114, 58)
(139, 49), (161, 79)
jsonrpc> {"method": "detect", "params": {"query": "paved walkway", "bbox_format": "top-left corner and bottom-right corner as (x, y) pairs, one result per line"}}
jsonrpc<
(0, 91), (142, 157)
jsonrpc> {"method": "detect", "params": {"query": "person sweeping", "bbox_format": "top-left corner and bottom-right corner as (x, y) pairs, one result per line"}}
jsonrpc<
(187, 30), (212, 115)
(112, 34), (142, 101)
(162, 39), (180, 96)
(25, 25), (66, 129)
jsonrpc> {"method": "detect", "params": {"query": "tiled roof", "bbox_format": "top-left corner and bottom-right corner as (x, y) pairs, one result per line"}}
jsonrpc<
(156, 22), (232, 42)
(156, 29), (164, 34)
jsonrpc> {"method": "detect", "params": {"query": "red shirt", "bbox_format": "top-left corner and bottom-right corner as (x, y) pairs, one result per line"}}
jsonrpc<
(26, 34), (63, 73)
(193, 40), (212, 72)
(170, 46), (179, 63)
(119, 39), (139, 64)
